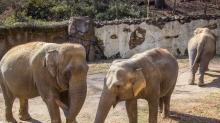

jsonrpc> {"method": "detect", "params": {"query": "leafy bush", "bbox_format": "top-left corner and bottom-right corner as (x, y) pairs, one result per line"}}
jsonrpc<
(0, 0), (149, 24)
(51, 4), (71, 20)
(71, 2), (96, 18)
(1, 15), (17, 26)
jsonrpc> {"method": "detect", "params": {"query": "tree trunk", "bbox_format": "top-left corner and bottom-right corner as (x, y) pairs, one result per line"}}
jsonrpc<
(204, 1), (207, 16)
(155, 0), (165, 9)
(173, 0), (177, 14)
(146, 0), (150, 18)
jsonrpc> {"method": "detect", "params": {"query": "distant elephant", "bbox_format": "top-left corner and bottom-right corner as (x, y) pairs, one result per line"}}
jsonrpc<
(188, 27), (217, 86)
(0, 42), (88, 123)
(94, 48), (178, 123)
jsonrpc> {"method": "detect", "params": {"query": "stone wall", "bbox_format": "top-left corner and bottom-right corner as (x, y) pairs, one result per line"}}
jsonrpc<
(0, 22), (68, 59)
(0, 15), (220, 60)
(95, 15), (220, 58)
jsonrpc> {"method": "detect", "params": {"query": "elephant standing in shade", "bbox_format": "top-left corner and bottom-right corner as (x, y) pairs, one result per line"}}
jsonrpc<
(0, 42), (88, 123)
(188, 27), (217, 86)
(94, 48), (178, 123)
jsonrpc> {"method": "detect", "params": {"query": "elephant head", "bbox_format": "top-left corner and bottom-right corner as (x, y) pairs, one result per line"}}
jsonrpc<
(94, 60), (146, 123)
(43, 43), (88, 122)
(194, 27), (217, 40)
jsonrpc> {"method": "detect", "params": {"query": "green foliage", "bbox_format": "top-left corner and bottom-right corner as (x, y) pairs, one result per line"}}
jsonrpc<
(51, 4), (71, 20)
(0, 0), (149, 24)
(1, 15), (17, 26)
(71, 1), (96, 18)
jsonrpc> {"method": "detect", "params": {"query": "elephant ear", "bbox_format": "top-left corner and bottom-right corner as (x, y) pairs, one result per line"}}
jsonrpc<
(44, 50), (59, 77)
(133, 68), (146, 96)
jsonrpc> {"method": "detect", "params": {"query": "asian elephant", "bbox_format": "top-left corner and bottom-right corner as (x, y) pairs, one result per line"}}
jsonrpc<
(0, 42), (88, 123)
(94, 48), (178, 123)
(188, 27), (217, 86)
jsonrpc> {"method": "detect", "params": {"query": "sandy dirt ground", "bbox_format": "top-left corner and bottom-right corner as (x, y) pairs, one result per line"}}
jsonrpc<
(0, 57), (220, 123)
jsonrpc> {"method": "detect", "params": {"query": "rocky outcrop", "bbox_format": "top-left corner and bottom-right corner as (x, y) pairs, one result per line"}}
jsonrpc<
(68, 16), (105, 61)
(129, 27), (146, 49)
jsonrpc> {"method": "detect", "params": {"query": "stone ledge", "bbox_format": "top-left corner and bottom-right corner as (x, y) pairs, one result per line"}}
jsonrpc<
(95, 15), (220, 29)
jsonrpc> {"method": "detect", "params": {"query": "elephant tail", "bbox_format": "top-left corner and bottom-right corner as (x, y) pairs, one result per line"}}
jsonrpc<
(192, 39), (206, 68)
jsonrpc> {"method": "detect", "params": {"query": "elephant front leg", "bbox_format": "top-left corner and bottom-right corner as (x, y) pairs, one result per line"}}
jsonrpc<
(0, 83), (16, 122)
(126, 99), (137, 123)
(148, 99), (159, 123)
(19, 98), (31, 121)
(44, 97), (62, 123)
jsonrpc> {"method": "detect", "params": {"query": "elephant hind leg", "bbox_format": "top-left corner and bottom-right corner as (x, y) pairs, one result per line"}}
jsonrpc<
(189, 63), (199, 85)
(188, 50), (199, 85)
(0, 83), (16, 122)
(198, 55), (211, 86)
(163, 94), (171, 118)
(19, 98), (31, 121)
(161, 85), (175, 118)
(159, 96), (170, 118)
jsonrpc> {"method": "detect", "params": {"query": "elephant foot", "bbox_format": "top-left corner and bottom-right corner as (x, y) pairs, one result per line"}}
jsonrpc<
(6, 118), (17, 123)
(161, 111), (170, 119)
(188, 80), (195, 85)
(188, 82), (195, 85)
(66, 119), (77, 123)
(19, 113), (31, 121)
(198, 82), (205, 87)
(6, 113), (17, 123)
(188, 77), (195, 85)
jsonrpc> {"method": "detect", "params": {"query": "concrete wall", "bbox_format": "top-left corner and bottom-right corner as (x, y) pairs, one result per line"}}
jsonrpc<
(95, 18), (220, 58)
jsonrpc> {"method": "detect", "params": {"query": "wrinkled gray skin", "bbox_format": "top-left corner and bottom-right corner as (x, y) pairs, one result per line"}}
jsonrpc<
(94, 48), (178, 123)
(0, 42), (88, 123)
(188, 28), (217, 86)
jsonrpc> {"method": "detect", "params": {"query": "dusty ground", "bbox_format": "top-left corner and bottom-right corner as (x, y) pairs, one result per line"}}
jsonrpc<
(0, 57), (220, 123)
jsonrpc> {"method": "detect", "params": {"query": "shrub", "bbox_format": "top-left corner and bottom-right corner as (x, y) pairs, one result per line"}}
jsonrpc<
(51, 4), (71, 20)
(2, 14), (17, 26)
(1, 0), (149, 23)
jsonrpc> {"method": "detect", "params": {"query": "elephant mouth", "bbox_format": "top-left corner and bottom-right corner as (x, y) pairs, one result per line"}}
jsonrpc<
(117, 88), (135, 100)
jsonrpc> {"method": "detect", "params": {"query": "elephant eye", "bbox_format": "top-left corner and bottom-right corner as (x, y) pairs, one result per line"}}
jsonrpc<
(130, 78), (135, 84)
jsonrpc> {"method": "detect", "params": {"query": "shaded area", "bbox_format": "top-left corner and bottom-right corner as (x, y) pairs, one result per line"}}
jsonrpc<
(170, 111), (220, 123)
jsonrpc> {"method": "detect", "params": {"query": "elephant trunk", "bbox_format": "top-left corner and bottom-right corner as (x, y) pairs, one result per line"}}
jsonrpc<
(66, 78), (87, 123)
(94, 87), (116, 123)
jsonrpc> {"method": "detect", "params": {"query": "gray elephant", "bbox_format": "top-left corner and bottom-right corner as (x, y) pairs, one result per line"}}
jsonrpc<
(0, 42), (88, 123)
(188, 27), (217, 86)
(94, 48), (178, 123)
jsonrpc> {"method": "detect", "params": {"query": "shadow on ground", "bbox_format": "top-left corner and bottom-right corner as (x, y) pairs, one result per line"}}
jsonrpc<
(170, 111), (220, 123)
(204, 72), (220, 88)
(29, 118), (42, 123)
